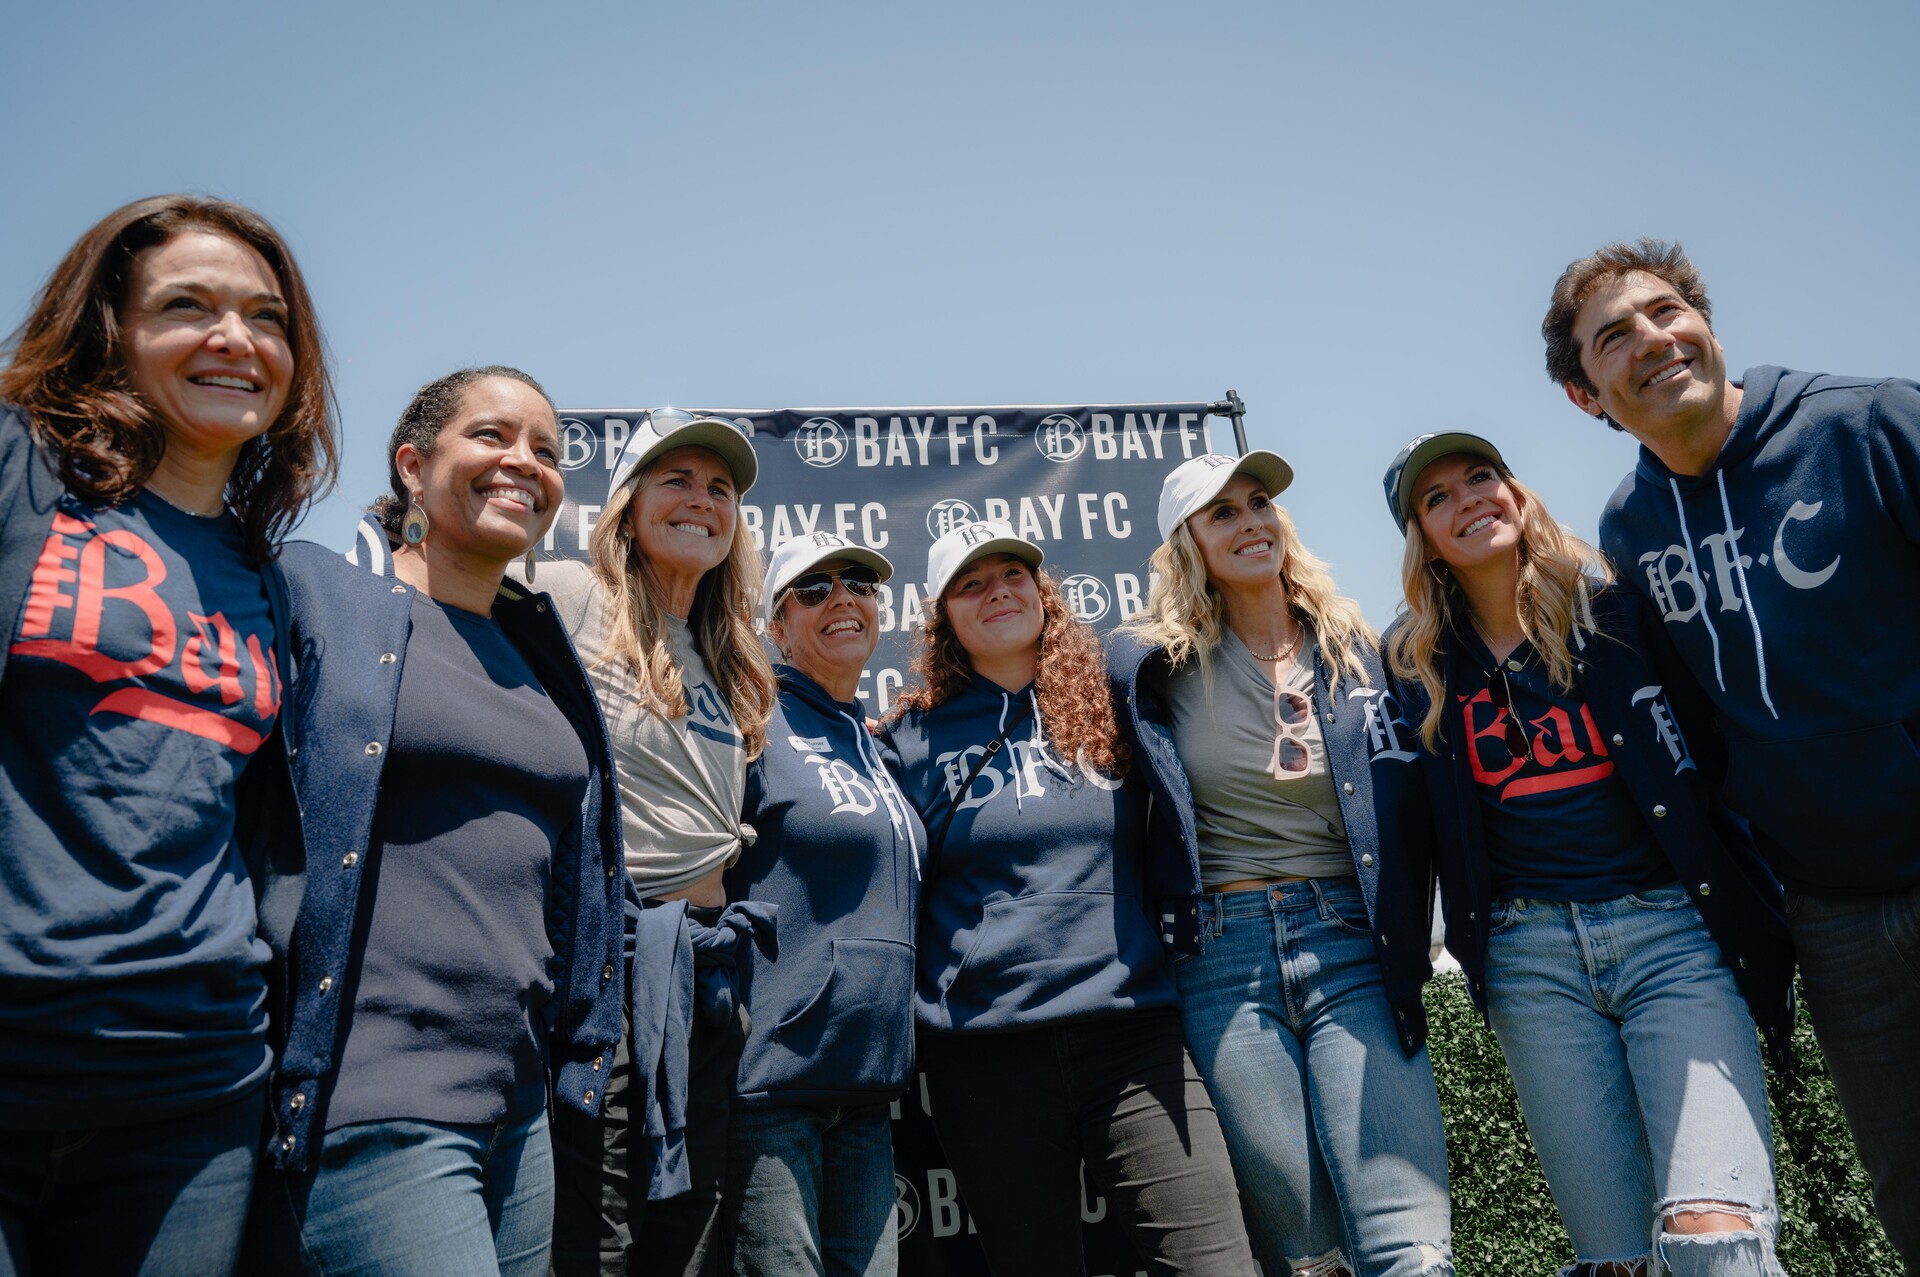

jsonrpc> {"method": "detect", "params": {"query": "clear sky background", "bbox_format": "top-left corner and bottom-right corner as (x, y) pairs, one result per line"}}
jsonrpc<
(4, 0), (1915, 627)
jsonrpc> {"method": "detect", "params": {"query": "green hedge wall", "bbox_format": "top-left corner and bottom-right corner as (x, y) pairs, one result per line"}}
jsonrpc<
(1425, 972), (1896, 1274)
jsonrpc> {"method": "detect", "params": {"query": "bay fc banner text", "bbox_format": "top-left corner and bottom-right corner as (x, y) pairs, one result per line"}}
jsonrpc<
(544, 403), (1226, 1274)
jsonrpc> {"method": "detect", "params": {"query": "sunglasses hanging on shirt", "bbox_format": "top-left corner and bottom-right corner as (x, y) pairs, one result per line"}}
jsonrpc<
(1484, 664), (1536, 765)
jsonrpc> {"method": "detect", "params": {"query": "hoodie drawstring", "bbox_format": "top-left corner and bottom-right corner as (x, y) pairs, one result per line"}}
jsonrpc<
(843, 709), (921, 874)
(1716, 470), (1778, 720)
(1668, 477), (1728, 693)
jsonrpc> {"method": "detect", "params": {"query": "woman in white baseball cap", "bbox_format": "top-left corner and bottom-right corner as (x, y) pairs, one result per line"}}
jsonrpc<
(527, 407), (777, 1277)
(878, 519), (1255, 1276)
(718, 532), (923, 1277)
(1381, 432), (1790, 1276)
(1113, 451), (1454, 1277)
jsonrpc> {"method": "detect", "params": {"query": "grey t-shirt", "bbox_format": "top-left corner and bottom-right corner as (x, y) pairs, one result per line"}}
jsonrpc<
(522, 559), (750, 897)
(1163, 632), (1353, 887)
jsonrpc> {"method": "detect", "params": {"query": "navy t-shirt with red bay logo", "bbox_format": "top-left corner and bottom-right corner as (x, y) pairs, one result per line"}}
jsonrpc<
(1453, 631), (1671, 903)
(0, 489), (279, 1129)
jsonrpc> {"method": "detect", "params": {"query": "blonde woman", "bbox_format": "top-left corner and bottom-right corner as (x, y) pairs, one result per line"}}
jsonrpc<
(531, 410), (777, 1277)
(1379, 431), (1792, 1277)
(1111, 453), (1453, 1277)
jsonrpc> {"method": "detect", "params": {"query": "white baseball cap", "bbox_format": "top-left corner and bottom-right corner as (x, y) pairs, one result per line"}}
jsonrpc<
(760, 532), (893, 621)
(925, 520), (1044, 600)
(1155, 450), (1294, 542)
(607, 407), (759, 499)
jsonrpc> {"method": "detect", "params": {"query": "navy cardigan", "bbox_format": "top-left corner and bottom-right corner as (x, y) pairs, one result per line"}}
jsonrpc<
(1108, 628), (1440, 1056)
(244, 520), (627, 1170)
(1381, 583), (1795, 1066)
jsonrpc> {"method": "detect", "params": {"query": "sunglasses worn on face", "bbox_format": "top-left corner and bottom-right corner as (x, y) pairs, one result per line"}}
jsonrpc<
(1270, 686), (1314, 780)
(785, 566), (882, 608)
(1485, 666), (1536, 765)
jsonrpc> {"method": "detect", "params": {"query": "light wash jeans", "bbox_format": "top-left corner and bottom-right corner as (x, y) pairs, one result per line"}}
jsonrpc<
(1484, 886), (1784, 1277)
(722, 1101), (898, 1277)
(1783, 883), (1920, 1270)
(245, 1108), (554, 1277)
(1174, 878), (1454, 1277)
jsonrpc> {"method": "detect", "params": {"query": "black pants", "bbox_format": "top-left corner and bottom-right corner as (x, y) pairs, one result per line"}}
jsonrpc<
(552, 912), (745, 1277)
(919, 1008), (1255, 1277)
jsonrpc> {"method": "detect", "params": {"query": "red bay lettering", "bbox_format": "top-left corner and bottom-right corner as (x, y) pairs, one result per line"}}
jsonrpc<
(19, 512), (90, 638)
(184, 611), (244, 704)
(1459, 690), (1523, 788)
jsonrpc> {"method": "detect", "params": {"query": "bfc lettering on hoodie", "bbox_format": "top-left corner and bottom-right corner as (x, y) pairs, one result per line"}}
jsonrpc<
(936, 739), (1121, 812)
(787, 732), (878, 816)
(10, 507), (280, 754)
(1637, 498), (1841, 624)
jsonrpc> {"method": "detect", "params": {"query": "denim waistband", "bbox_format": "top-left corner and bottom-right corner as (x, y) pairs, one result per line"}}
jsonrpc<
(1202, 875), (1362, 922)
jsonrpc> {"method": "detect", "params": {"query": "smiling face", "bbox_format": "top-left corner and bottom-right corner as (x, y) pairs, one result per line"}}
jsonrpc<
(942, 553), (1044, 668)
(1184, 472), (1285, 591)
(119, 230), (294, 463)
(1566, 269), (1730, 445)
(399, 376), (563, 566)
(628, 444), (738, 600)
(770, 557), (880, 691)
(1412, 452), (1525, 576)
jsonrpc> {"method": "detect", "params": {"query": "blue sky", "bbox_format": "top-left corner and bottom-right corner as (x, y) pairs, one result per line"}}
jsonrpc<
(4, 0), (1915, 626)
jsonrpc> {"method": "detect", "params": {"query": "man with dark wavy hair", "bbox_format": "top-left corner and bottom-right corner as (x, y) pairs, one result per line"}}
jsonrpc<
(1543, 238), (1920, 1267)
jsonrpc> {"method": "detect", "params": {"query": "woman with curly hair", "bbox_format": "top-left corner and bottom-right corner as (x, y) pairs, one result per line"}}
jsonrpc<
(880, 520), (1254, 1277)
(0, 194), (336, 1274)
(526, 409), (778, 1277)
(1112, 453), (1453, 1277)
(1380, 432), (1791, 1277)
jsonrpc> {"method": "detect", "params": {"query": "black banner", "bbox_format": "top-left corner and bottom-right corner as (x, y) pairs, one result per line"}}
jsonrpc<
(548, 402), (1226, 1273)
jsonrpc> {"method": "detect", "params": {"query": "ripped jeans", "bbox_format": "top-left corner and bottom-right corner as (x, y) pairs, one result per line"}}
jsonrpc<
(1484, 887), (1784, 1277)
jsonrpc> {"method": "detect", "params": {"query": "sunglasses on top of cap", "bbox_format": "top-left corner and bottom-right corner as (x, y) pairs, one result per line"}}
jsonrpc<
(785, 565), (882, 608)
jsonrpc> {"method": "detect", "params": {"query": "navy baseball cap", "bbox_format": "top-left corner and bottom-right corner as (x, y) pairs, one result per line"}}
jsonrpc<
(1382, 431), (1509, 533)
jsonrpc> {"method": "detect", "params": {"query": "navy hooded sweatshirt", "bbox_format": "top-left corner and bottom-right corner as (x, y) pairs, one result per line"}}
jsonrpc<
(880, 675), (1177, 1034)
(1599, 366), (1920, 894)
(726, 666), (923, 1107)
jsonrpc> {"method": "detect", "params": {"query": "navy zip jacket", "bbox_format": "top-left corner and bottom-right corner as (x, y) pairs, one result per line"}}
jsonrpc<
(1381, 584), (1796, 1066)
(1599, 367), (1920, 894)
(242, 518), (626, 1170)
(1109, 628), (1440, 1057)
(726, 666), (922, 1106)
(880, 673), (1177, 1033)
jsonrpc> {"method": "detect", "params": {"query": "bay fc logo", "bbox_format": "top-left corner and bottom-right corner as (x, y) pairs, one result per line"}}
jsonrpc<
(558, 418), (598, 471)
(893, 1173), (921, 1240)
(926, 499), (979, 539)
(1062, 574), (1110, 623)
(1035, 414), (1085, 463)
(793, 417), (848, 468)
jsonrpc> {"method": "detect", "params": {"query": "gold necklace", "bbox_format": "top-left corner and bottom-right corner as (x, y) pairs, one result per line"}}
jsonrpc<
(1247, 625), (1303, 663)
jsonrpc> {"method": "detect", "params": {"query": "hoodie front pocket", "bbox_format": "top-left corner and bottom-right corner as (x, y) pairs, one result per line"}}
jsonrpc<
(943, 891), (1160, 1027)
(771, 937), (915, 1090)
(1721, 719), (1920, 889)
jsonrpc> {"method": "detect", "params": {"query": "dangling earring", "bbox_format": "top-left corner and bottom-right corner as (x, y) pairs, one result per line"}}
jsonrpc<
(401, 498), (430, 546)
(524, 547), (538, 583)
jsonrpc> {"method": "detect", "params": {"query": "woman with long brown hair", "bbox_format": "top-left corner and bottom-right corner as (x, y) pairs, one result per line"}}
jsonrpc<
(880, 519), (1253, 1277)
(0, 194), (336, 1274)
(528, 409), (777, 1277)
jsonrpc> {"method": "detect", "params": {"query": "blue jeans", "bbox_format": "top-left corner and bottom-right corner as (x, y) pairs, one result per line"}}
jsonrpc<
(244, 1109), (553, 1277)
(1174, 879), (1453, 1277)
(1484, 887), (1783, 1277)
(722, 1102), (897, 1277)
(0, 1085), (262, 1277)
(1784, 884), (1920, 1269)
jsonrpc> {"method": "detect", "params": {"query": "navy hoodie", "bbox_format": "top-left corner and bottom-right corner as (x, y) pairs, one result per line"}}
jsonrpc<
(880, 675), (1177, 1034)
(1600, 366), (1920, 893)
(727, 667), (922, 1106)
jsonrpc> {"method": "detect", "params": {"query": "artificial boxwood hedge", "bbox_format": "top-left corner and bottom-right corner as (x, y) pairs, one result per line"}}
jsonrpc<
(1425, 972), (1895, 1274)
